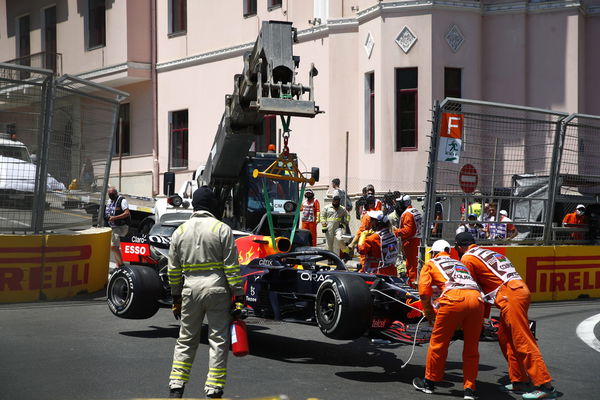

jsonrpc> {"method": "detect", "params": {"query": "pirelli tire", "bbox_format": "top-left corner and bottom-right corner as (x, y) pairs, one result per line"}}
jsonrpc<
(107, 265), (163, 319)
(315, 274), (373, 340)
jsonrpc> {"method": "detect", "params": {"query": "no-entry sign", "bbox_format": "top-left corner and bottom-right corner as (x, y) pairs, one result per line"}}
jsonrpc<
(459, 164), (478, 193)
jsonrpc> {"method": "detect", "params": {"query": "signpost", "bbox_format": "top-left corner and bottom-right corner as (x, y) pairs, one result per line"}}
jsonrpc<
(438, 112), (464, 163)
(459, 163), (478, 193)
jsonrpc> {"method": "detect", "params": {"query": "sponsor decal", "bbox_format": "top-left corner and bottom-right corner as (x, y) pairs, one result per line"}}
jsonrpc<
(371, 317), (390, 328)
(494, 253), (508, 263)
(526, 255), (600, 293)
(300, 272), (329, 282)
(0, 230), (111, 302)
(0, 246), (91, 291)
(122, 243), (149, 256)
(148, 235), (170, 246)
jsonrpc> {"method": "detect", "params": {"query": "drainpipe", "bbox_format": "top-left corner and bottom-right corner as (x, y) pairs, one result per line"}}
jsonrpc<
(151, 0), (159, 196)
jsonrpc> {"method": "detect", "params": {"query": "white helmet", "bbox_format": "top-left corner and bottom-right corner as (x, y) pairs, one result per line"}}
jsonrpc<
(395, 194), (412, 207)
(429, 239), (451, 254)
(367, 210), (389, 223)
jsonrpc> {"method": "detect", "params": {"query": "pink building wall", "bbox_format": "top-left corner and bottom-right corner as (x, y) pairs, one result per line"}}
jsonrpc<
(1, 0), (599, 199)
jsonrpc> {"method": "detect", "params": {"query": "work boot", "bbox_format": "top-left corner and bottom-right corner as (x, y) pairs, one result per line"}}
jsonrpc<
(205, 388), (224, 398)
(498, 382), (534, 394)
(464, 387), (477, 399)
(412, 377), (434, 394)
(522, 386), (558, 399)
(168, 386), (184, 398)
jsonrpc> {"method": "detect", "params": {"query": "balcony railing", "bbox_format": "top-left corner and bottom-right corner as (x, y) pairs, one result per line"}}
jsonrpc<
(3, 52), (63, 76)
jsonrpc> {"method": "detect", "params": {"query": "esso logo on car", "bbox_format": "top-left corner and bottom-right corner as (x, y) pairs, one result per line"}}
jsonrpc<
(123, 244), (149, 255)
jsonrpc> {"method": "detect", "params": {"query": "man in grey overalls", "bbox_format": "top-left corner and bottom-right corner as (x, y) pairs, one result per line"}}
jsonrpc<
(167, 187), (244, 398)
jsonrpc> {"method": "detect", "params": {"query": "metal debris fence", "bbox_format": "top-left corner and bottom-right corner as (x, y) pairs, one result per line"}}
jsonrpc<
(422, 98), (600, 248)
(0, 63), (127, 233)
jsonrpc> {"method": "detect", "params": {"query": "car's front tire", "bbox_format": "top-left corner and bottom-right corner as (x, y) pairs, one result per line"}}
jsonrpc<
(107, 265), (162, 319)
(315, 274), (373, 340)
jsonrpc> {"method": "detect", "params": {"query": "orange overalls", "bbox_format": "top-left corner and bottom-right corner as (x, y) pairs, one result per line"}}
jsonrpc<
(562, 211), (587, 240)
(374, 199), (382, 211)
(461, 245), (552, 386)
(418, 252), (484, 390)
(395, 206), (422, 284)
(357, 228), (398, 276)
(300, 198), (320, 247)
(353, 213), (371, 265)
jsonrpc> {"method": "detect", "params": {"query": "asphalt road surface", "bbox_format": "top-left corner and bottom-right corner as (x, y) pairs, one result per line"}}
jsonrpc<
(1, 293), (598, 400)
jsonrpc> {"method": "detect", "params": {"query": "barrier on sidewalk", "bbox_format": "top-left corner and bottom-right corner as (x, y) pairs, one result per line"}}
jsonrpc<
(0, 228), (111, 303)
(426, 245), (600, 301)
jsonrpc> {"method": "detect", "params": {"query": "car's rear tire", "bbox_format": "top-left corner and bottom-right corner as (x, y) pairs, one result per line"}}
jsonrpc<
(107, 265), (162, 319)
(315, 274), (373, 340)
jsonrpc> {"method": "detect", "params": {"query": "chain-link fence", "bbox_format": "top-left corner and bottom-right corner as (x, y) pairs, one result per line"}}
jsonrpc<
(0, 63), (127, 233)
(422, 98), (600, 247)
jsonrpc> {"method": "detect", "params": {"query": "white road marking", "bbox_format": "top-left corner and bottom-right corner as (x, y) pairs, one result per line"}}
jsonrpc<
(576, 313), (600, 353)
(0, 215), (30, 227)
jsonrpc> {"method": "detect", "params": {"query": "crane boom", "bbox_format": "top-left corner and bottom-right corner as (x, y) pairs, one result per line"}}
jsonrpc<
(203, 21), (319, 193)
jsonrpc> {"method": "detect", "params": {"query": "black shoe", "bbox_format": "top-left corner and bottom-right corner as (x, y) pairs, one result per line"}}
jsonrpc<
(205, 389), (224, 399)
(168, 387), (184, 398)
(413, 377), (435, 394)
(464, 387), (477, 399)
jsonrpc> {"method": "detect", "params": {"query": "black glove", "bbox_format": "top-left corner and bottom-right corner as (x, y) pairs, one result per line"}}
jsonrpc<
(232, 295), (247, 319)
(234, 295), (245, 303)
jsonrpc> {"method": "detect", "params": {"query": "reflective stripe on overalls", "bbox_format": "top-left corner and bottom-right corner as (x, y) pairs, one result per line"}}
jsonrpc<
(364, 229), (399, 273)
(430, 256), (481, 297)
(167, 221), (242, 288)
(465, 247), (522, 303)
(401, 207), (423, 239)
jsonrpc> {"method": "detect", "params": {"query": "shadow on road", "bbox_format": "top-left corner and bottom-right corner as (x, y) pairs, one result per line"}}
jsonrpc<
(119, 324), (180, 339)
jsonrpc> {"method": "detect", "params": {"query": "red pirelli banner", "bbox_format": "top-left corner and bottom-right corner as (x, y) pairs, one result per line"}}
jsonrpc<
(0, 228), (111, 303)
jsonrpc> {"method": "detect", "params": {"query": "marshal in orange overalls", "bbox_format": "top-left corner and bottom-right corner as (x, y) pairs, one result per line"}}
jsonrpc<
(357, 229), (398, 276)
(562, 210), (587, 240)
(418, 251), (484, 391)
(395, 205), (422, 284)
(300, 197), (320, 247)
(460, 244), (553, 387)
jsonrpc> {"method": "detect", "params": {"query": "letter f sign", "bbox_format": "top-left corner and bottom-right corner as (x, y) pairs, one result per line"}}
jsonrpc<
(440, 113), (463, 139)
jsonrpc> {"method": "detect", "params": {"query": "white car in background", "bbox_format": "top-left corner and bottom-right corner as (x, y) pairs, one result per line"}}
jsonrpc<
(0, 134), (65, 208)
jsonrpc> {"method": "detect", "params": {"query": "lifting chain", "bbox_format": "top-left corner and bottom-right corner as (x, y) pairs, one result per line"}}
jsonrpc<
(280, 115), (292, 154)
(282, 131), (290, 154)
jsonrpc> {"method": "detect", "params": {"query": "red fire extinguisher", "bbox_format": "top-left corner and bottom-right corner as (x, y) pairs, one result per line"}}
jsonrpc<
(231, 317), (249, 357)
(231, 301), (249, 357)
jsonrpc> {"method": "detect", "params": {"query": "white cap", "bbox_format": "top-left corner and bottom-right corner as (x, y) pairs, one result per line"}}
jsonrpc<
(499, 210), (508, 216)
(429, 240), (451, 254)
(577, 204), (586, 210)
(367, 210), (384, 220)
(395, 194), (411, 204)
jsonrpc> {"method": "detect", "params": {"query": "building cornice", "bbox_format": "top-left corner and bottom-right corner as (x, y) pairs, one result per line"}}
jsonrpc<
(585, 5), (600, 15)
(296, 18), (360, 41)
(156, 0), (591, 73)
(157, 19), (360, 73)
(76, 61), (150, 81)
(157, 43), (254, 73)
(357, 0), (481, 22)
(483, 0), (582, 15)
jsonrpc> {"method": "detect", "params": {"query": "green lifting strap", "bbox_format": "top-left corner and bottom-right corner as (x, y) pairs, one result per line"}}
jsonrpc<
(280, 115), (291, 133)
(289, 182), (306, 246)
(262, 179), (276, 246)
